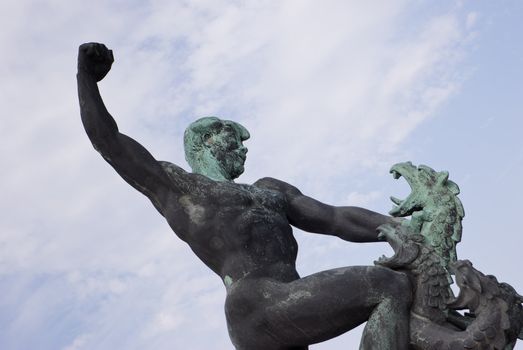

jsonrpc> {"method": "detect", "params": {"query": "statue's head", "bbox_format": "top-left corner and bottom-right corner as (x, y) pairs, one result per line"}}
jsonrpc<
(184, 117), (250, 181)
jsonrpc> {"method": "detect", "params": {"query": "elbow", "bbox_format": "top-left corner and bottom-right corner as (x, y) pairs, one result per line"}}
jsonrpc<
(84, 129), (117, 156)
(82, 118), (118, 141)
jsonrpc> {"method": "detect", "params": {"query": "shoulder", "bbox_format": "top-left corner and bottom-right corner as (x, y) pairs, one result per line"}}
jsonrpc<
(254, 177), (302, 198)
(159, 161), (189, 176)
(158, 161), (200, 193)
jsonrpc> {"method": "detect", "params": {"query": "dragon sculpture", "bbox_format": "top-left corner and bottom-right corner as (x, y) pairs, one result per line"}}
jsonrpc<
(388, 161), (464, 274)
(376, 162), (523, 349)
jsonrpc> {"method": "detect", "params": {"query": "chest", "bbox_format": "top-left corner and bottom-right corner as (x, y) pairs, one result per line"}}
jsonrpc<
(161, 174), (290, 237)
(211, 182), (287, 212)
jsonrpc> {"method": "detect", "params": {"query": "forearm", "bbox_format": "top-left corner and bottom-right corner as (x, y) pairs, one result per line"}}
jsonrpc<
(77, 71), (119, 150)
(283, 186), (395, 243)
(331, 206), (394, 243)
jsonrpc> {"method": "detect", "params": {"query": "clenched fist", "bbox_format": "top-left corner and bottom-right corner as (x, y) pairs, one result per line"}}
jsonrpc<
(78, 42), (114, 82)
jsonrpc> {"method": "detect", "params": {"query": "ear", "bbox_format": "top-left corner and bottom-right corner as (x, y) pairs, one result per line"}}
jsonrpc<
(202, 132), (213, 148)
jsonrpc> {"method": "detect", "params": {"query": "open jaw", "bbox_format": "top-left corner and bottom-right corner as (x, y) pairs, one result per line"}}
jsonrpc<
(375, 225), (420, 268)
(388, 162), (424, 217)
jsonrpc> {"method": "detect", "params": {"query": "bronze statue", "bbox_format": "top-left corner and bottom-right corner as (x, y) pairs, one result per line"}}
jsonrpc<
(77, 42), (411, 350)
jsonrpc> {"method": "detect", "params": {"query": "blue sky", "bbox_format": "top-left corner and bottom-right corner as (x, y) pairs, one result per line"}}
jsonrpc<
(1, 1), (522, 349)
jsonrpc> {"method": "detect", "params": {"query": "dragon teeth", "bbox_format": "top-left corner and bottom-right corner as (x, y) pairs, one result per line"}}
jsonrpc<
(390, 196), (403, 205)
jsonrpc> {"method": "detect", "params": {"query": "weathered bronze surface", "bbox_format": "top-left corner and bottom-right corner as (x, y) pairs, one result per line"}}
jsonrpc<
(378, 162), (523, 349)
(77, 43), (522, 349)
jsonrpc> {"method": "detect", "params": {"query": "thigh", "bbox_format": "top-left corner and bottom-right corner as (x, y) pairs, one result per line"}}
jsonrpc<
(266, 266), (407, 344)
(226, 266), (408, 348)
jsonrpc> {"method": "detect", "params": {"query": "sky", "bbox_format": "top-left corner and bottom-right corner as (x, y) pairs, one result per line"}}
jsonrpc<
(1, 0), (522, 349)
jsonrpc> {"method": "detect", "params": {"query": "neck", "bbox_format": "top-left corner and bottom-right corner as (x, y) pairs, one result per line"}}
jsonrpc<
(191, 154), (232, 182)
(195, 166), (232, 182)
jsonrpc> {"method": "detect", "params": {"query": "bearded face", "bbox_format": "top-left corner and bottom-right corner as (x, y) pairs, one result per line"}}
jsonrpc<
(205, 121), (249, 180)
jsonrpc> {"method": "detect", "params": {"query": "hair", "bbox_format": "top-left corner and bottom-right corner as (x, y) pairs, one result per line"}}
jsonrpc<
(184, 117), (220, 170)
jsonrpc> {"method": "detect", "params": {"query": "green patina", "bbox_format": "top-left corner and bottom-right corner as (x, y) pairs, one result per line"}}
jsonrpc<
(388, 161), (465, 273)
(378, 162), (523, 349)
(361, 298), (401, 350)
(224, 275), (234, 287)
(184, 116), (249, 182)
(376, 226), (454, 323)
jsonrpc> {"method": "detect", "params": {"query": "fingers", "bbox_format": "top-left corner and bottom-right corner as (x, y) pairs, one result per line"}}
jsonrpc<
(88, 44), (104, 60)
(105, 48), (114, 65)
(376, 223), (396, 240)
(79, 42), (113, 63)
(77, 42), (114, 81)
(377, 223), (394, 233)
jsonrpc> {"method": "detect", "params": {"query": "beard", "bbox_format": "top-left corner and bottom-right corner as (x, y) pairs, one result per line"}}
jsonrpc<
(211, 148), (245, 180)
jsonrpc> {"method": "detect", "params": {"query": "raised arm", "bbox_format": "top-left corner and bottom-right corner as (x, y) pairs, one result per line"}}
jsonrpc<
(77, 42), (175, 208)
(256, 177), (395, 242)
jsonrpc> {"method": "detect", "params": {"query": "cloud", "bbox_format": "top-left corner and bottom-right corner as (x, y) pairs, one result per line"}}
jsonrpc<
(345, 191), (382, 207)
(144, 1), (471, 194)
(0, 1), (488, 349)
(63, 334), (93, 350)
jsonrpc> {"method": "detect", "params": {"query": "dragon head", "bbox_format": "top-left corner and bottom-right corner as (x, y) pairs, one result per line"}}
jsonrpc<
(374, 223), (422, 269)
(388, 162), (465, 269)
(448, 260), (492, 313)
(449, 260), (523, 347)
(388, 161), (462, 217)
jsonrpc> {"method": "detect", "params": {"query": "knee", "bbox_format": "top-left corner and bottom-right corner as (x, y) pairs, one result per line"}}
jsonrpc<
(385, 272), (412, 303)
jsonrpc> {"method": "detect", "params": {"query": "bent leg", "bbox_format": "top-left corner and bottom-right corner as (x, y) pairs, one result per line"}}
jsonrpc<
(358, 289), (411, 350)
(227, 266), (411, 349)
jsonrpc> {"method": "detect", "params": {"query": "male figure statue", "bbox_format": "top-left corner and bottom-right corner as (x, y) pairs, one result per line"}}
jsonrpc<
(77, 42), (411, 350)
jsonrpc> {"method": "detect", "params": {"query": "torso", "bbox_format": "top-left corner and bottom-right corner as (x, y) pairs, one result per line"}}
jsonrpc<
(158, 162), (300, 285)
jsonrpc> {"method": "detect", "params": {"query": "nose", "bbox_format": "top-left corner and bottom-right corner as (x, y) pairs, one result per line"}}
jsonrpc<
(240, 146), (248, 156)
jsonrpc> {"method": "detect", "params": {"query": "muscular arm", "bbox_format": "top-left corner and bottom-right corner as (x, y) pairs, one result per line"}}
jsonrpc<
(77, 43), (175, 208)
(257, 177), (394, 243)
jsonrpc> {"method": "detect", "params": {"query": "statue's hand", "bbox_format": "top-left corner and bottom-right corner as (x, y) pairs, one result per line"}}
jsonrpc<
(78, 42), (114, 82)
(390, 216), (408, 229)
(377, 223), (396, 241)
